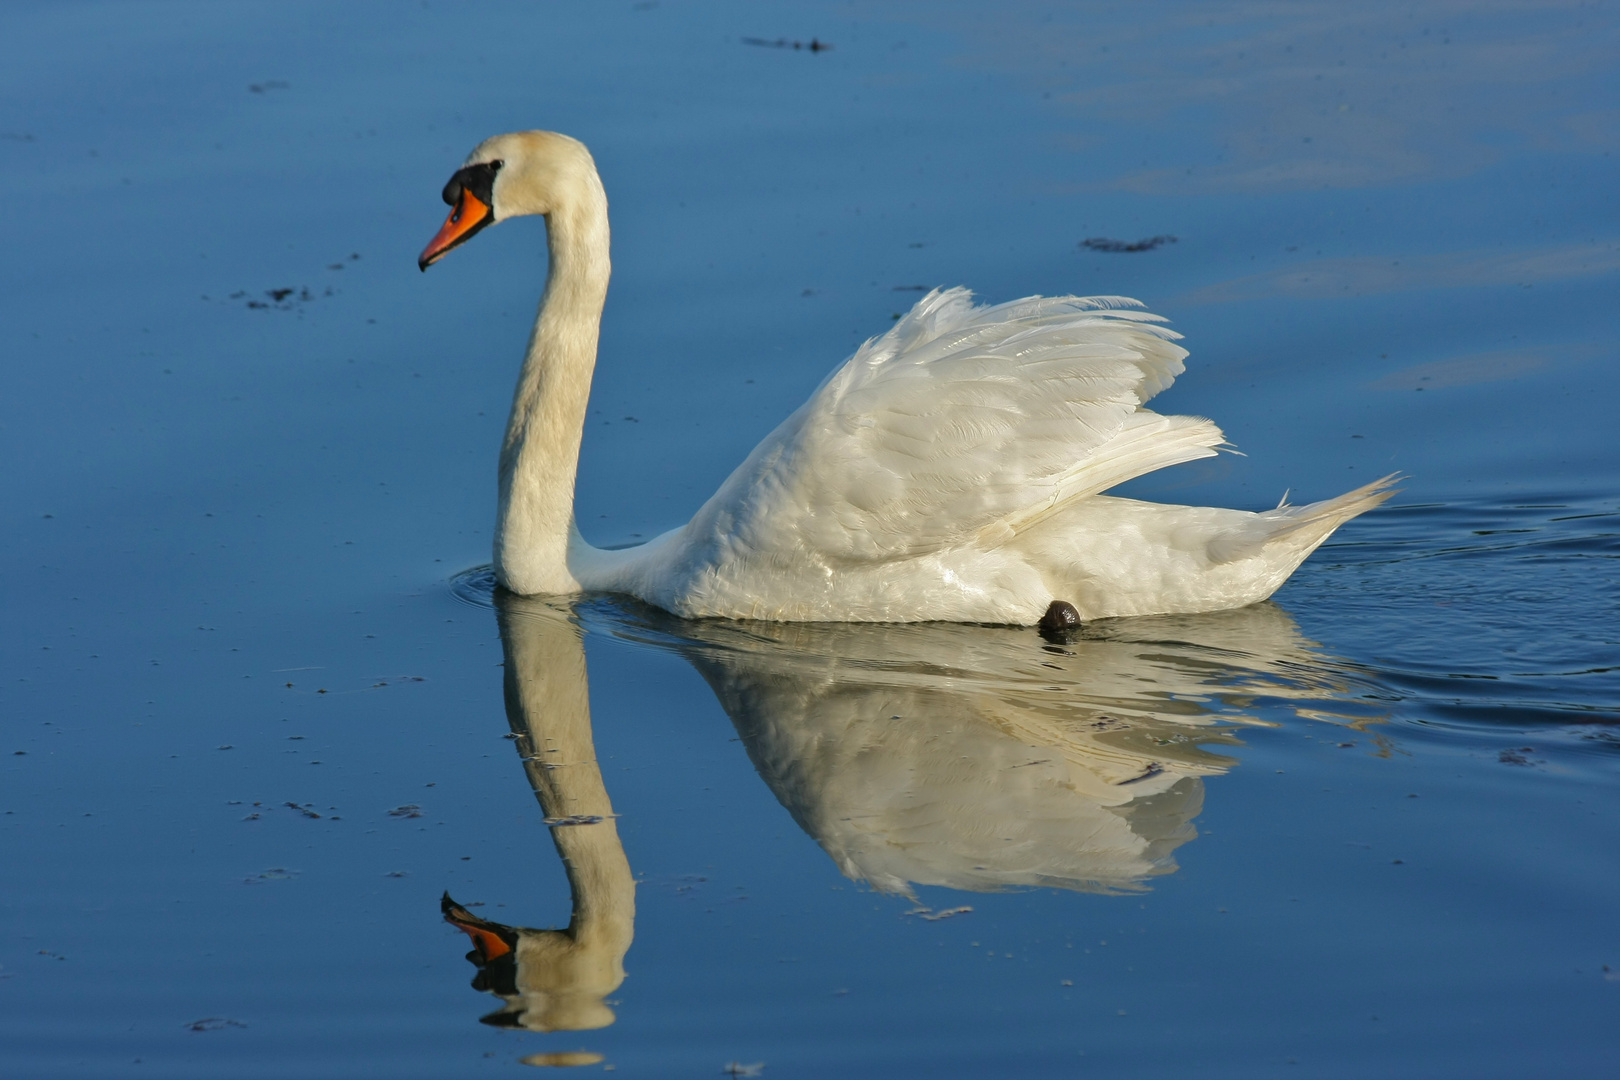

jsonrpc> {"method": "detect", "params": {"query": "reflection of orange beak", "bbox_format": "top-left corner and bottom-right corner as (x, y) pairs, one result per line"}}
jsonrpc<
(419, 189), (493, 271)
(442, 891), (517, 960)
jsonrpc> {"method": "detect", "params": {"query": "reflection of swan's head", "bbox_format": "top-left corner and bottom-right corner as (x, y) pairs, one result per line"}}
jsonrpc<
(419, 130), (602, 269)
(443, 893), (619, 1032)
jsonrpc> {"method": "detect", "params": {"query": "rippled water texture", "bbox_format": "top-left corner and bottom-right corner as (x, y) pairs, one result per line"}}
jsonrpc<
(4, 2), (1618, 1077)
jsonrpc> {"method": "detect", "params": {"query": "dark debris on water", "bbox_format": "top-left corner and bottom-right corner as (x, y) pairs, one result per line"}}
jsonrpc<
(211, 255), (358, 310)
(241, 868), (297, 885)
(1081, 235), (1178, 253)
(186, 1017), (247, 1032)
(742, 36), (832, 51)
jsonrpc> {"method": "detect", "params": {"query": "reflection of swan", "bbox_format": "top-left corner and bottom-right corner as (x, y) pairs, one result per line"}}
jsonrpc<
(442, 598), (634, 1032)
(418, 130), (1395, 623)
(607, 600), (1365, 897)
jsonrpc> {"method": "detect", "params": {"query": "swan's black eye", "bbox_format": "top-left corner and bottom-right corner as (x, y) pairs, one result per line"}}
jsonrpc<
(490, 159), (504, 172)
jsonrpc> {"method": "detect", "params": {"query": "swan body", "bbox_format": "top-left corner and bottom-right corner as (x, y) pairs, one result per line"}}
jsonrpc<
(421, 131), (1394, 623)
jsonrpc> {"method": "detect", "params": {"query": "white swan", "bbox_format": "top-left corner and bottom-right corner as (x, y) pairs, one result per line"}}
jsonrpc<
(420, 130), (1394, 624)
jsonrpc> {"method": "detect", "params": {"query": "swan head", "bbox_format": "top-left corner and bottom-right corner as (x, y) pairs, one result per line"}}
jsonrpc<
(419, 130), (601, 271)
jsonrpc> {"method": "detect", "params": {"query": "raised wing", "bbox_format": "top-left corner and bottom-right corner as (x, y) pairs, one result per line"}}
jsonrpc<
(685, 288), (1223, 566)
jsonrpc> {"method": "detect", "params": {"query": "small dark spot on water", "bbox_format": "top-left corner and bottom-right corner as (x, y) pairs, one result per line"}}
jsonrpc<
(742, 36), (833, 51)
(242, 868), (297, 885)
(1080, 235), (1178, 253)
(186, 1017), (247, 1031)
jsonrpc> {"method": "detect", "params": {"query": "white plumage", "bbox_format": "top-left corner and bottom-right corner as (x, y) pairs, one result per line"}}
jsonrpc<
(421, 131), (1395, 623)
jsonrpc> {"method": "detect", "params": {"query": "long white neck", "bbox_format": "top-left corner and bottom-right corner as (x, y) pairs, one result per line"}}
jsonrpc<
(493, 180), (611, 595)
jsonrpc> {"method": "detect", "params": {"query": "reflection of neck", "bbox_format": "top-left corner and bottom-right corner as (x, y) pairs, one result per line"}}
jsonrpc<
(498, 599), (634, 1015)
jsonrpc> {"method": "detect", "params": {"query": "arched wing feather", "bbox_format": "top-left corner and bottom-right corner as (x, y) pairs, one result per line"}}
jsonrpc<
(685, 288), (1213, 566)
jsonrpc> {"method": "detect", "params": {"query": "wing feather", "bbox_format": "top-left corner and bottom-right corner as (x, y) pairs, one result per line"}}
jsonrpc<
(684, 288), (1219, 566)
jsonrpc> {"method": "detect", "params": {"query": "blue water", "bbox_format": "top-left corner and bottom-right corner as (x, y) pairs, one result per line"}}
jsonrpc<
(4, 2), (1618, 1076)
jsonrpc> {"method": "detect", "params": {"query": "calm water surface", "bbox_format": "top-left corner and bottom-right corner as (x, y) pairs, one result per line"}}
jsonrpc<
(4, 2), (1618, 1076)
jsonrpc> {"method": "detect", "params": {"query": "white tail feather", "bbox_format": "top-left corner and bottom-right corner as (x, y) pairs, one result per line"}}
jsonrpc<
(1208, 474), (1401, 564)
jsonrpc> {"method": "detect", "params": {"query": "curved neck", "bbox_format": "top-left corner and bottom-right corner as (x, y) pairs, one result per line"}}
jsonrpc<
(494, 185), (611, 594)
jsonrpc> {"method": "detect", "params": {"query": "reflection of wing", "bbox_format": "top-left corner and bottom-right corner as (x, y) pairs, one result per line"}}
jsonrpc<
(608, 601), (1368, 898)
(711, 671), (1211, 896)
(680, 289), (1220, 565)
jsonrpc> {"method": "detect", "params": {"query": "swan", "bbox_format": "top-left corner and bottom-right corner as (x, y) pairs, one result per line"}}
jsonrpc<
(420, 130), (1395, 624)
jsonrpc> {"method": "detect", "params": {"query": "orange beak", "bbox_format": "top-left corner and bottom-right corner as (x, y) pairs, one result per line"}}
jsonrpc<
(419, 189), (493, 271)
